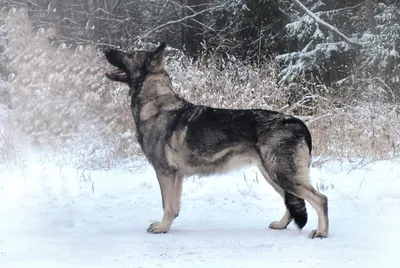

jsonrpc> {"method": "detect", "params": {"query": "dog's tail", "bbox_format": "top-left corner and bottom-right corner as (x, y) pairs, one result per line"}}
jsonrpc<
(285, 192), (308, 229)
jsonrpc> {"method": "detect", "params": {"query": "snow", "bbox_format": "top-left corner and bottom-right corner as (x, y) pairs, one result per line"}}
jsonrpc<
(1, 154), (400, 267)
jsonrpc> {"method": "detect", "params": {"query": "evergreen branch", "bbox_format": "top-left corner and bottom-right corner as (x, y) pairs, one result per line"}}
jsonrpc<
(292, 0), (363, 48)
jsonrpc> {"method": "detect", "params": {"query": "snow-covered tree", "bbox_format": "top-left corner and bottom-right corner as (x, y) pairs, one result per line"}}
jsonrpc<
(277, 1), (362, 84)
(357, 1), (400, 100)
(0, 18), (9, 105)
(277, 0), (400, 101)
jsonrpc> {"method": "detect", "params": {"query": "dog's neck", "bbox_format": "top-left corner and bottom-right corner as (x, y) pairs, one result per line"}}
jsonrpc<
(128, 69), (146, 97)
(130, 71), (185, 124)
(139, 71), (176, 102)
(130, 70), (185, 151)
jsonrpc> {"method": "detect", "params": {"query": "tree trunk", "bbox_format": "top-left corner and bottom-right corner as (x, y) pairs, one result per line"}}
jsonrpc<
(184, 0), (206, 60)
(48, 0), (60, 34)
(86, 0), (96, 41)
(181, 0), (186, 50)
(366, 0), (376, 34)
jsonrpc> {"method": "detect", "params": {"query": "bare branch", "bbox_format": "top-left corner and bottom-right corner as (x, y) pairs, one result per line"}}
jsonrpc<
(139, 4), (225, 40)
(292, 0), (363, 48)
(112, 0), (123, 14)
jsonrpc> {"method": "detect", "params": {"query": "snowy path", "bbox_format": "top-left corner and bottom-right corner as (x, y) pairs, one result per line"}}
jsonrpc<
(1, 158), (400, 267)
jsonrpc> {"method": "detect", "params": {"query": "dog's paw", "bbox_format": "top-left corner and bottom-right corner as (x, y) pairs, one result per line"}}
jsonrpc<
(309, 229), (328, 239)
(269, 221), (287, 230)
(147, 222), (170, 234)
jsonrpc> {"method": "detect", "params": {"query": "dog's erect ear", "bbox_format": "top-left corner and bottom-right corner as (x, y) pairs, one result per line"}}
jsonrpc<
(152, 41), (166, 60)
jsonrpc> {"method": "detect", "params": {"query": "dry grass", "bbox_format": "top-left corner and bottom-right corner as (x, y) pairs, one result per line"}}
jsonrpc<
(308, 102), (400, 159)
(3, 9), (140, 169)
(1, 8), (399, 169)
(0, 107), (21, 170)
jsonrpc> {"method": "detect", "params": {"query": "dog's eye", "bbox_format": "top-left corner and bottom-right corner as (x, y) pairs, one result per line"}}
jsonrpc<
(151, 61), (155, 66)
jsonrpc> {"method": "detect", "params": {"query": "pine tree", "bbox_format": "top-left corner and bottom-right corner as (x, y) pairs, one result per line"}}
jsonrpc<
(277, 0), (400, 101)
(277, 0), (363, 85)
(358, 0), (400, 100)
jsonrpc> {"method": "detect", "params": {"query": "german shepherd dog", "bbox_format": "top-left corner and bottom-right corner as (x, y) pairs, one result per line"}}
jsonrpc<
(104, 42), (329, 238)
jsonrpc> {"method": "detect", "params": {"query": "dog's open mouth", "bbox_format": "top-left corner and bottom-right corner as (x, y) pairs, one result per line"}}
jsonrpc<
(105, 68), (128, 82)
(104, 48), (129, 83)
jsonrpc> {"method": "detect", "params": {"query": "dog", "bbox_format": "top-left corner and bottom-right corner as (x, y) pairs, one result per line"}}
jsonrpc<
(103, 42), (329, 238)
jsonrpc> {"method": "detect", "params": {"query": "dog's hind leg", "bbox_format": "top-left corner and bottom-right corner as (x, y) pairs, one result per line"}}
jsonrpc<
(147, 171), (180, 234)
(294, 144), (328, 238)
(285, 179), (328, 238)
(293, 182), (329, 238)
(299, 185), (328, 238)
(269, 208), (293, 230)
(280, 188), (307, 229)
(258, 165), (294, 230)
(276, 143), (329, 238)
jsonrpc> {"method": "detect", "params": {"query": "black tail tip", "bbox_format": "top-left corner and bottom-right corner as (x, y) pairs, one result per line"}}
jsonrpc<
(294, 213), (308, 229)
(285, 192), (308, 229)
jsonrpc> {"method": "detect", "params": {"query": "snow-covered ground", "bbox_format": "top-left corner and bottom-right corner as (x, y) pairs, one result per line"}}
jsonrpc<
(1, 152), (400, 267)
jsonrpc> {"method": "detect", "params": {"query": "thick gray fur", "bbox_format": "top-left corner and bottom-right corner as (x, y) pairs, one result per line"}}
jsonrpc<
(103, 42), (329, 238)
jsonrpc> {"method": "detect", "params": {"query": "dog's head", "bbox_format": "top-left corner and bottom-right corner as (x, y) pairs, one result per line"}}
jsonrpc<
(104, 42), (167, 84)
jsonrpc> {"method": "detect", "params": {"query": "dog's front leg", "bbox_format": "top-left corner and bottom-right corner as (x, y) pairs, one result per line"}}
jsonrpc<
(174, 175), (183, 219)
(147, 171), (178, 234)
